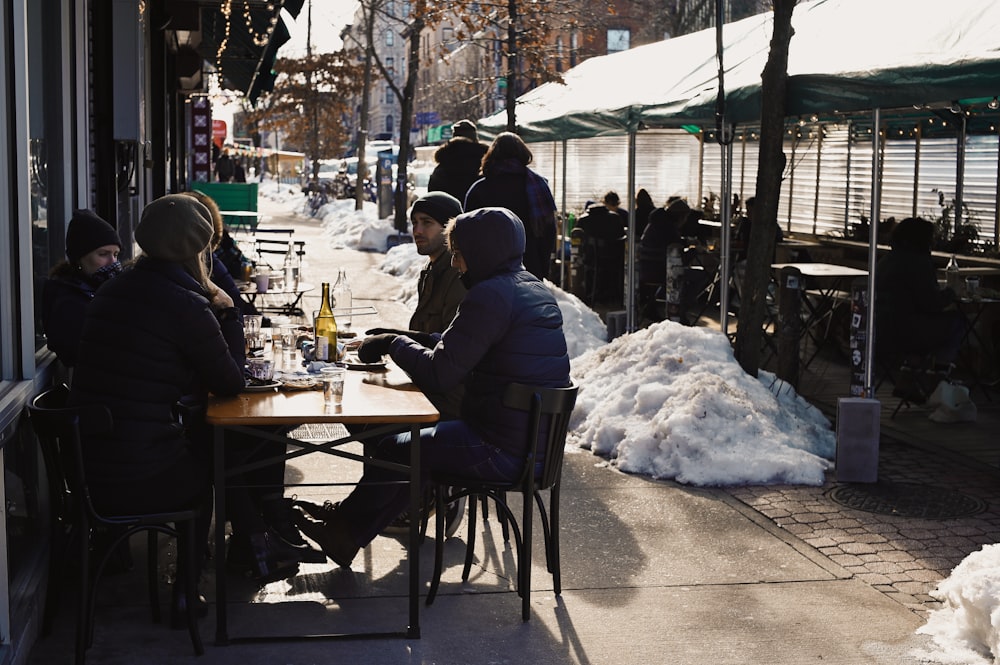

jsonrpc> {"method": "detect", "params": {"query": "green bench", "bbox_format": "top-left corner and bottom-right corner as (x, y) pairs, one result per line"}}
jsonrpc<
(191, 182), (260, 232)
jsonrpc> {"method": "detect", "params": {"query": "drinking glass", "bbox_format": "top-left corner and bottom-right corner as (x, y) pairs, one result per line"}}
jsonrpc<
(321, 367), (346, 405)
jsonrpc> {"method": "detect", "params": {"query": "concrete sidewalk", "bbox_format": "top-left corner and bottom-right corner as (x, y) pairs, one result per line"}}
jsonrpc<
(28, 197), (983, 665)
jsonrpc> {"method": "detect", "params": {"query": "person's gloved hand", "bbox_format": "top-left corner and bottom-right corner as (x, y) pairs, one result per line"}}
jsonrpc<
(366, 327), (437, 349)
(365, 327), (408, 337)
(358, 333), (397, 363)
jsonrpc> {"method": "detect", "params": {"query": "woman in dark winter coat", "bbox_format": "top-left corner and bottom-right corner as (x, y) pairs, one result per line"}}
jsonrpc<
(69, 194), (301, 604)
(427, 119), (488, 202)
(42, 209), (122, 368)
(294, 207), (571, 568)
(464, 132), (558, 281)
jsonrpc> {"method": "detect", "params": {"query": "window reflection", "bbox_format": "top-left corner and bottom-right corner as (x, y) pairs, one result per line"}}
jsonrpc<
(30, 137), (50, 353)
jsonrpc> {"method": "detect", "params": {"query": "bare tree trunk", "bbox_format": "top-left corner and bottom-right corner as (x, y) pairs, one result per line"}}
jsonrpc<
(394, 11), (425, 233)
(356, 1), (377, 211)
(505, 0), (518, 132)
(734, 0), (795, 376)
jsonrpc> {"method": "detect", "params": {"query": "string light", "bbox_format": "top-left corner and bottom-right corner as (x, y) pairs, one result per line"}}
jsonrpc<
(243, 0), (285, 47)
(989, 97), (999, 110)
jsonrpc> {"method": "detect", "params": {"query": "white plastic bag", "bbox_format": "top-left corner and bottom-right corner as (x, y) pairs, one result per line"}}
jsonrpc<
(927, 380), (977, 423)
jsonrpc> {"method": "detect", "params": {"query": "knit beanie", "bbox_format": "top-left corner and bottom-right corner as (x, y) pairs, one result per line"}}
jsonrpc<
(410, 191), (463, 226)
(135, 194), (214, 261)
(451, 119), (479, 141)
(65, 209), (121, 262)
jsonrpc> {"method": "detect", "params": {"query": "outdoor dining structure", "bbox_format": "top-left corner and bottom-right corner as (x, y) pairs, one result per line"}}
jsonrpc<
(477, 0), (1000, 401)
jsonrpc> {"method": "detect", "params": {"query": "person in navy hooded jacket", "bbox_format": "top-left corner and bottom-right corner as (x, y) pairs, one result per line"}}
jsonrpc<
(295, 206), (571, 568)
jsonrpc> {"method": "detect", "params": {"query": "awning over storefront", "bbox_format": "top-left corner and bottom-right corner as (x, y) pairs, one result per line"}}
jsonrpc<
(166, 0), (306, 104)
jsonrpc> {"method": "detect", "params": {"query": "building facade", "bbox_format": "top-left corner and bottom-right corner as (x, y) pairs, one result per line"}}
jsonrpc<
(0, 1), (300, 662)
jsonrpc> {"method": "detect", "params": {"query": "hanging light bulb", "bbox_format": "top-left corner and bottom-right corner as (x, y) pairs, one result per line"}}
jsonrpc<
(989, 97), (999, 110)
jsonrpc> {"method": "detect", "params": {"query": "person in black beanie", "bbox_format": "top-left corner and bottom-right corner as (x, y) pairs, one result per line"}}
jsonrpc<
(427, 119), (488, 203)
(42, 209), (123, 368)
(365, 190), (467, 419)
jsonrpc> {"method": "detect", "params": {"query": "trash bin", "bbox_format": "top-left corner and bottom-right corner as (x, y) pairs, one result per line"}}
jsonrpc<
(835, 397), (880, 483)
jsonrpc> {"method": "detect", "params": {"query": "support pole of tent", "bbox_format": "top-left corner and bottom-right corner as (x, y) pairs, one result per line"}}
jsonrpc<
(719, 135), (733, 335)
(864, 107), (882, 395)
(561, 140), (568, 289)
(812, 128), (823, 235)
(913, 123), (922, 219)
(714, 0), (733, 335)
(626, 130), (638, 333)
(955, 110), (967, 237)
(995, 123), (1000, 245)
(844, 120), (853, 235)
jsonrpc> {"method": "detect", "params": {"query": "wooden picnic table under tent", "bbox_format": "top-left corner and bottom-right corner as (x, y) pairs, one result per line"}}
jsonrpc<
(476, 0), (1000, 397)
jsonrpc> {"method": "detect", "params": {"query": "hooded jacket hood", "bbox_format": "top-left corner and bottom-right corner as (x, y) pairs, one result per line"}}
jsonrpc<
(450, 207), (526, 286)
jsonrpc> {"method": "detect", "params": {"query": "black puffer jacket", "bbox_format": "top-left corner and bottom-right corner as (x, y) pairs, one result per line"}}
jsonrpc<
(70, 257), (246, 484)
(42, 271), (98, 367)
(390, 208), (570, 456)
(428, 138), (488, 202)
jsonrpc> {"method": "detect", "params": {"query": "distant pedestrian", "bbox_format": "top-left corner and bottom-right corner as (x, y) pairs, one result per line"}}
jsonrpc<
(215, 149), (235, 183)
(427, 119), (488, 202)
(464, 132), (557, 281)
(233, 159), (247, 183)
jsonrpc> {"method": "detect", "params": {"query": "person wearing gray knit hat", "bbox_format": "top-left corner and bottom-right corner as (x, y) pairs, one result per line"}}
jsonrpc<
(135, 194), (214, 262)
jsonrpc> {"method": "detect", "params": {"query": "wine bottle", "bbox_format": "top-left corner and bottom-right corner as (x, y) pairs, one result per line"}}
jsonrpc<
(314, 282), (338, 361)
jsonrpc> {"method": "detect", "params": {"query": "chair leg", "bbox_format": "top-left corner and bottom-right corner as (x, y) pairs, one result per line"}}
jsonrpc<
(462, 493), (479, 582)
(548, 485), (561, 594)
(77, 521), (91, 665)
(520, 488), (533, 622)
(425, 487), (448, 606)
(147, 531), (160, 623)
(181, 521), (205, 656)
(496, 492), (510, 542)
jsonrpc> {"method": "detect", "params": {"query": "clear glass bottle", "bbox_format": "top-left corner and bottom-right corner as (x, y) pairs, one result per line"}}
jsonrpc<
(314, 282), (338, 361)
(283, 241), (296, 291)
(332, 268), (353, 331)
(946, 253), (961, 291)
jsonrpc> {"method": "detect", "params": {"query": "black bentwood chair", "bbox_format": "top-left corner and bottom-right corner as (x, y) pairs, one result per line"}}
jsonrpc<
(28, 386), (205, 664)
(425, 382), (578, 621)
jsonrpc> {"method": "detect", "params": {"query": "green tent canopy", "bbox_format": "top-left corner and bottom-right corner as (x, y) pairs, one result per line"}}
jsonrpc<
(479, 0), (1000, 140)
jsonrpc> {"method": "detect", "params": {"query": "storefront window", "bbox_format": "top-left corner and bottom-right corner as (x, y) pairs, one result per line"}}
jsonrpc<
(28, 0), (51, 354)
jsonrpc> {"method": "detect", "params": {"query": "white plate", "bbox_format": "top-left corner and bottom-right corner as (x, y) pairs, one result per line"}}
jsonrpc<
(244, 380), (282, 392)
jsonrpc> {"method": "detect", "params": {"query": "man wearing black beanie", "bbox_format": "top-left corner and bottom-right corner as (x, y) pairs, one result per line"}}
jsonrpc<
(365, 191), (466, 419)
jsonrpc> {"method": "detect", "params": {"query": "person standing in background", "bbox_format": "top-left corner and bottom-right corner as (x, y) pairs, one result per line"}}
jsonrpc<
(427, 119), (488, 203)
(215, 149), (235, 183)
(464, 132), (558, 281)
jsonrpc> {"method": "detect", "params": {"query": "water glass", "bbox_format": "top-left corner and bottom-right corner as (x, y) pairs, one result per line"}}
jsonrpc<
(321, 367), (346, 405)
(279, 324), (298, 354)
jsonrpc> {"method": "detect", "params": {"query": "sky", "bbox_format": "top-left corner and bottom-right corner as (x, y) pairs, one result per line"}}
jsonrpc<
(280, 0), (357, 56)
(255, 178), (999, 665)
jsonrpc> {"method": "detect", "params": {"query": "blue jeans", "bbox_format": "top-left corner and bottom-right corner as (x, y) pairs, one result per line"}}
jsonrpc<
(338, 420), (522, 547)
